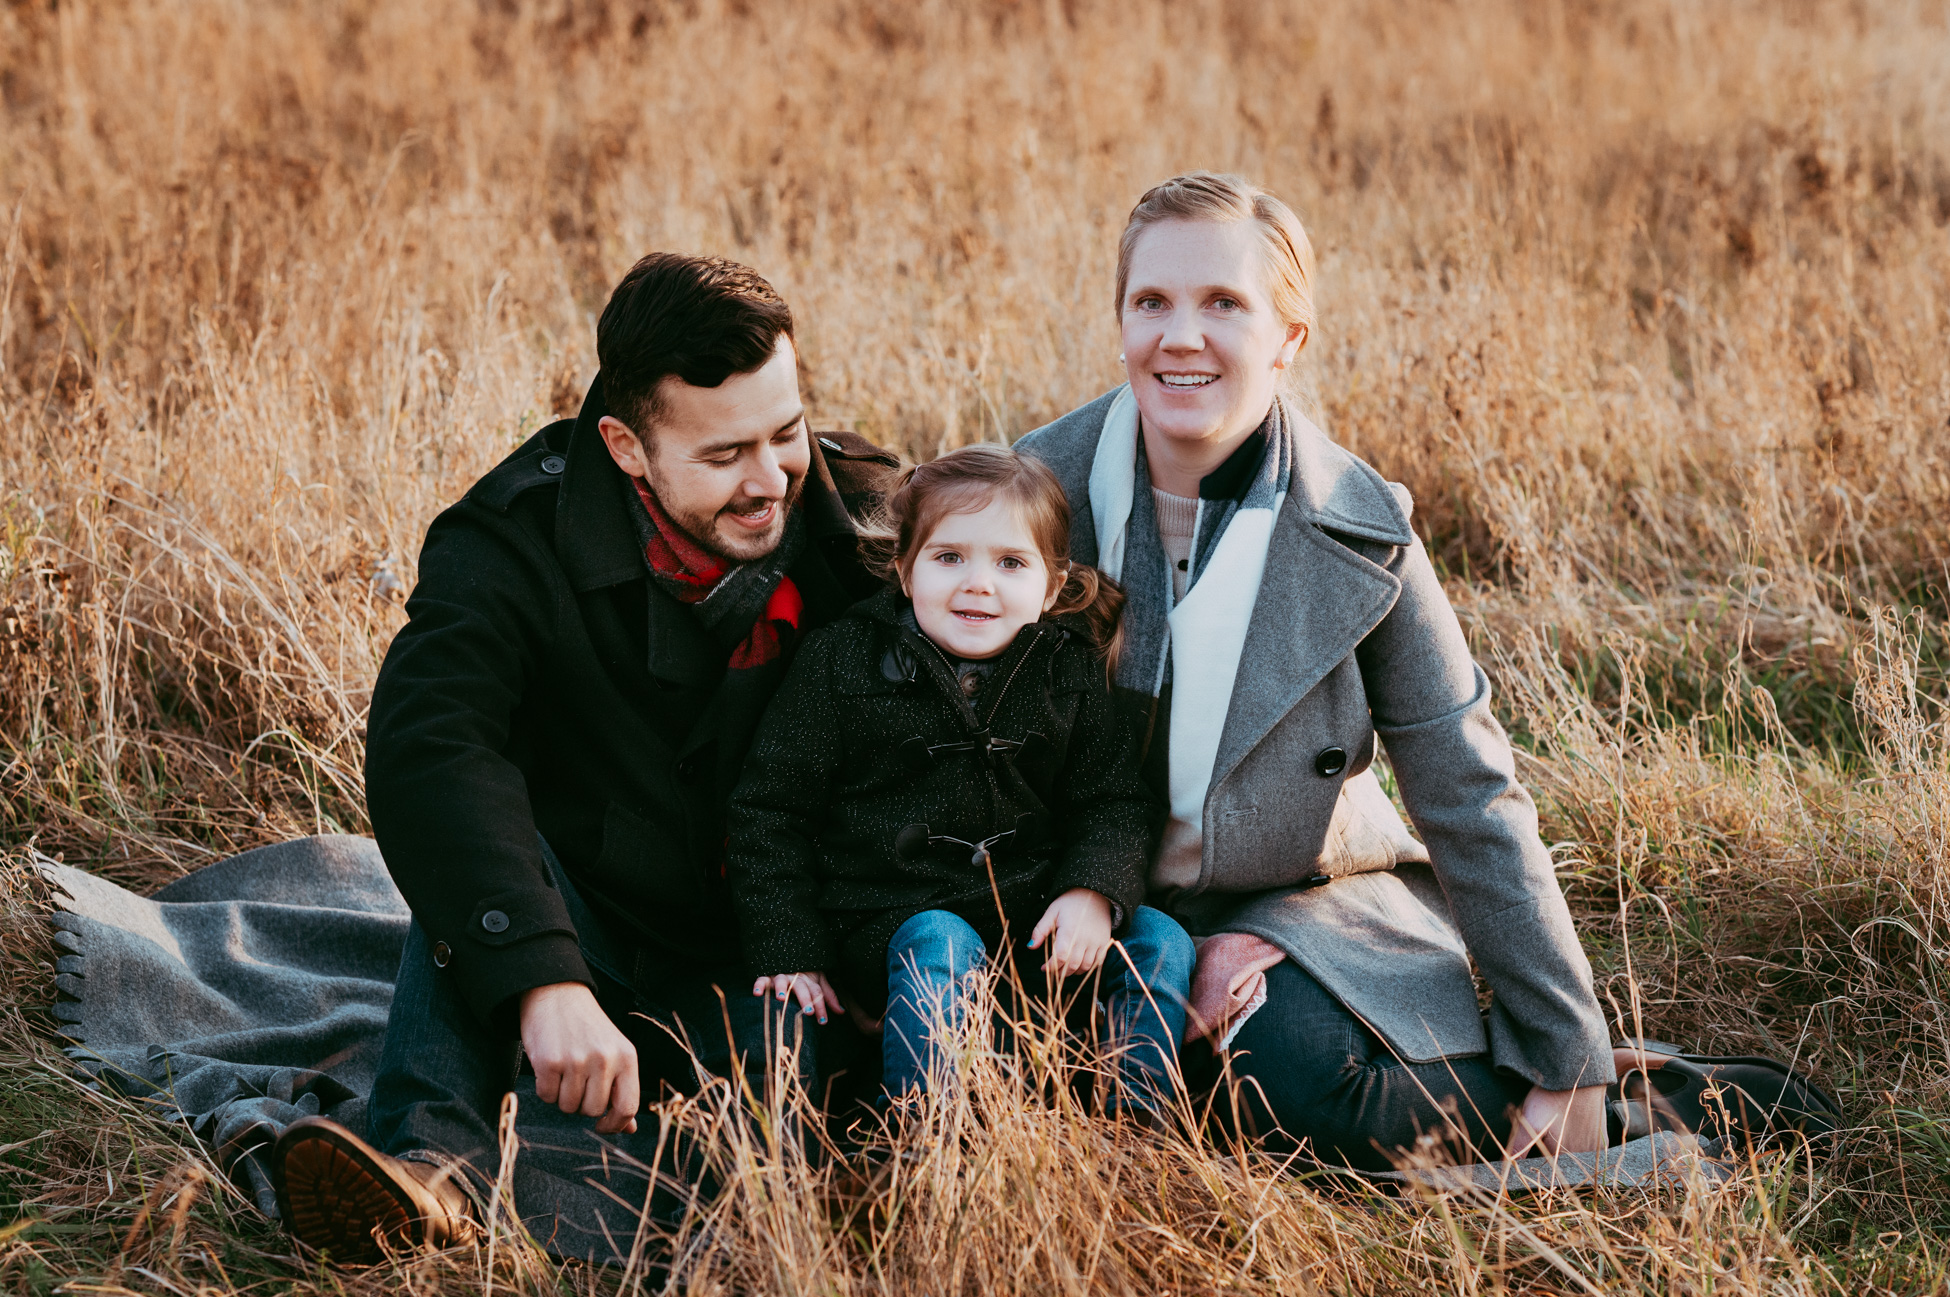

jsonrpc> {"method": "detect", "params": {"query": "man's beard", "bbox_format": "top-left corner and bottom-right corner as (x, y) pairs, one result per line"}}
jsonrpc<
(643, 467), (805, 564)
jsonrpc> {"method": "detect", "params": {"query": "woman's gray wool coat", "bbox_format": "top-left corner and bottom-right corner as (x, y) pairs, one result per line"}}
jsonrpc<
(1015, 388), (1617, 1093)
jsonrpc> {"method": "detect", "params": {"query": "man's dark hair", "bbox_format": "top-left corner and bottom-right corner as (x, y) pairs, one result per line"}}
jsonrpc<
(596, 252), (795, 435)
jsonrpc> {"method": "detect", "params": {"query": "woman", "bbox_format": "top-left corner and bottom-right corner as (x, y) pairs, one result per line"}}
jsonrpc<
(1016, 172), (1614, 1166)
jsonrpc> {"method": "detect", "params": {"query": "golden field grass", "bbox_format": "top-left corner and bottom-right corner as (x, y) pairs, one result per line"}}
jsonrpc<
(2, 0), (1949, 1291)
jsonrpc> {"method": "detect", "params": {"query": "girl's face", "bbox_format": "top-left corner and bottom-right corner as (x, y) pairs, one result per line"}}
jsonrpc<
(1119, 217), (1306, 455)
(901, 495), (1060, 661)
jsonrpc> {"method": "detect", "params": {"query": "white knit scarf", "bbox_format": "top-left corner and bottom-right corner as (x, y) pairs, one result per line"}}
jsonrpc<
(1088, 386), (1290, 889)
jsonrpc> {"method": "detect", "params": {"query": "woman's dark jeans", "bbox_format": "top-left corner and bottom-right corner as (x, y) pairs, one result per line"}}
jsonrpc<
(1202, 960), (1531, 1170)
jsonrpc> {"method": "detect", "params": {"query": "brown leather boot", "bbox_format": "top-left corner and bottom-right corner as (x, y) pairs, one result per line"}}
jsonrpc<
(273, 1116), (479, 1264)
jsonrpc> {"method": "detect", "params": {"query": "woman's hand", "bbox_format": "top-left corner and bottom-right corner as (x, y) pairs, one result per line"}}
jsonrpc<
(519, 981), (640, 1135)
(1509, 1083), (1608, 1158)
(1188, 931), (1287, 1045)
(1029, 888), (1114, 978)
(752, 971), (842, 1025)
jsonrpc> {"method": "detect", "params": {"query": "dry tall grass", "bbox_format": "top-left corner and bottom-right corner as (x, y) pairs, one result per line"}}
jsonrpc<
(3, 0), (1949, 1292)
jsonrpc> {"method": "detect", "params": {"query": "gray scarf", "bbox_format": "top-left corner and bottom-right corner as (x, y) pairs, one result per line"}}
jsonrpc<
(1112, 401), (1293, 703)
(1090, 394), (1294, 889)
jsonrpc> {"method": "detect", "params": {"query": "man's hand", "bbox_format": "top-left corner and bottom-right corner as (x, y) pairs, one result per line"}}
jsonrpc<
(1029, 888), (1114, 979)
(751, 971), (842, 1025)
(1509, 1083), (1607, 1159)
(519, 982), (640, 1135)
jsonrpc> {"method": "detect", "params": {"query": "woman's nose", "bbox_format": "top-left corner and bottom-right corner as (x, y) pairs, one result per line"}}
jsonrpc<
(1160, 306), (1204, 353)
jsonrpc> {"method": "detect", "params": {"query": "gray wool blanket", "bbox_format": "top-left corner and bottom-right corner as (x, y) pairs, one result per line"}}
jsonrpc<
(40, 835), (683, 1263)
(39, 834), (1723, 1264)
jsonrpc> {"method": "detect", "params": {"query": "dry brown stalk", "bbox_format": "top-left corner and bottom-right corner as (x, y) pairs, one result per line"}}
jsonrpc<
(3, 0), (1949, 1291)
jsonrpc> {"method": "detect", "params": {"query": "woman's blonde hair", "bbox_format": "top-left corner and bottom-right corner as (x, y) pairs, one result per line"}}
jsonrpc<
(865, 444), (1125, 668)
(1114, 171), (1317, 343)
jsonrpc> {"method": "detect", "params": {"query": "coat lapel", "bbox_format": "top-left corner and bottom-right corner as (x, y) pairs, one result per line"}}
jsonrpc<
(1208, 501), (1400, 785)
(1020, 390), (1419, 792)
(1208, 415), (1416, 787)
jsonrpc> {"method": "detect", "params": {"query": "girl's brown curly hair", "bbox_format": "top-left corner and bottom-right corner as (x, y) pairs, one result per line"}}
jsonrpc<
(861, 442), (1125, 671)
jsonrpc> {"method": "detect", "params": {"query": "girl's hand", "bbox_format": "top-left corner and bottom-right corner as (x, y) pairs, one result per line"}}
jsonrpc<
(1029, 888), (1114, 979)
(751, 971), (842, 1025)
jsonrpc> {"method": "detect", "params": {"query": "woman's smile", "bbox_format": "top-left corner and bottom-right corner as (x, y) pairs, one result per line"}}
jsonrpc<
(1119, 217), (1308, 494)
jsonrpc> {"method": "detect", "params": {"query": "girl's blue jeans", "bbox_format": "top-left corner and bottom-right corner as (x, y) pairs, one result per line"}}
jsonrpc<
(881, 905), (1194, 1113)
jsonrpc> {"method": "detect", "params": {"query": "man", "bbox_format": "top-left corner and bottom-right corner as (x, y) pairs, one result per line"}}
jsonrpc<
(270, 254), (895, 1262)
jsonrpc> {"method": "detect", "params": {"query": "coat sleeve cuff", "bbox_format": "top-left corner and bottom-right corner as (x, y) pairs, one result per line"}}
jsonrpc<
(1044, 885), (1125, 932)
(744, 927), (838, 979)
(1486, 998), (1619, 1090)
(1049, 861), (1144, 933)
(455, 932), (595, 1028)
(747, 951), (838, 979)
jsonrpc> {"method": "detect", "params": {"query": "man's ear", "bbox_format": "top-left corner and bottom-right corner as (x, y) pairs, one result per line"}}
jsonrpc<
(596, 415), (652, 478)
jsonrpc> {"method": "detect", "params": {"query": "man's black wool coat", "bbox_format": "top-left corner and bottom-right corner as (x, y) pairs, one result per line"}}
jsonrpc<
(364, 378), (895, 1025)
(725, 587), (1154, 1014)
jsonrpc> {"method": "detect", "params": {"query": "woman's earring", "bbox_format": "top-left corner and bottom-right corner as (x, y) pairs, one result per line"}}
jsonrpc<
(1118, 353), (1126, 364)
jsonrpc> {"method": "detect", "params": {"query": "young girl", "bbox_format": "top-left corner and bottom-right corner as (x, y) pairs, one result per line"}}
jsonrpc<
(726, 444), (1193, 1113)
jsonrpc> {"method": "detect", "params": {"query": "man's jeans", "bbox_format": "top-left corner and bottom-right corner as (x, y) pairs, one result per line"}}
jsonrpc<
(881, 906), (1194, 1113)
(366, 839), (823, 1193)
(1206, 959), (1532, 1169)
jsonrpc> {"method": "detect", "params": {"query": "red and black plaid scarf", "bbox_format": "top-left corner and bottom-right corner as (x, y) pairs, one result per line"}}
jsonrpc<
(632, 479), (802, 669)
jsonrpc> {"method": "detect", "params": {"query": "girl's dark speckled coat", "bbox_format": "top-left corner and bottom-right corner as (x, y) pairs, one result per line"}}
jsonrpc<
(725, 587), (1153, 1014)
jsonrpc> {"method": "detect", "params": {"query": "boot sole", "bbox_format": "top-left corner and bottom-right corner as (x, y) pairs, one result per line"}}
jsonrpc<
(274, 1120), (429, 1265)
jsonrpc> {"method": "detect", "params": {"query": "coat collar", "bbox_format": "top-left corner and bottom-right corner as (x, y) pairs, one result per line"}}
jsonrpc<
(555, 375), (647, 592)
(1283, 404), (1416, 547)
(555, 374), (860, 593)
(1018, 385), (1414, 555)
(1017, 386), (1416, 783)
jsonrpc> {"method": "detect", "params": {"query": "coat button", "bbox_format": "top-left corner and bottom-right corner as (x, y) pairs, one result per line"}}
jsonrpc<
(481, 910), (510, 934)
(539, 454), (566, 475)
(676, 755), (702, 781)
(1314, 747), (1348, 778)
(432, 941), (451, 968)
